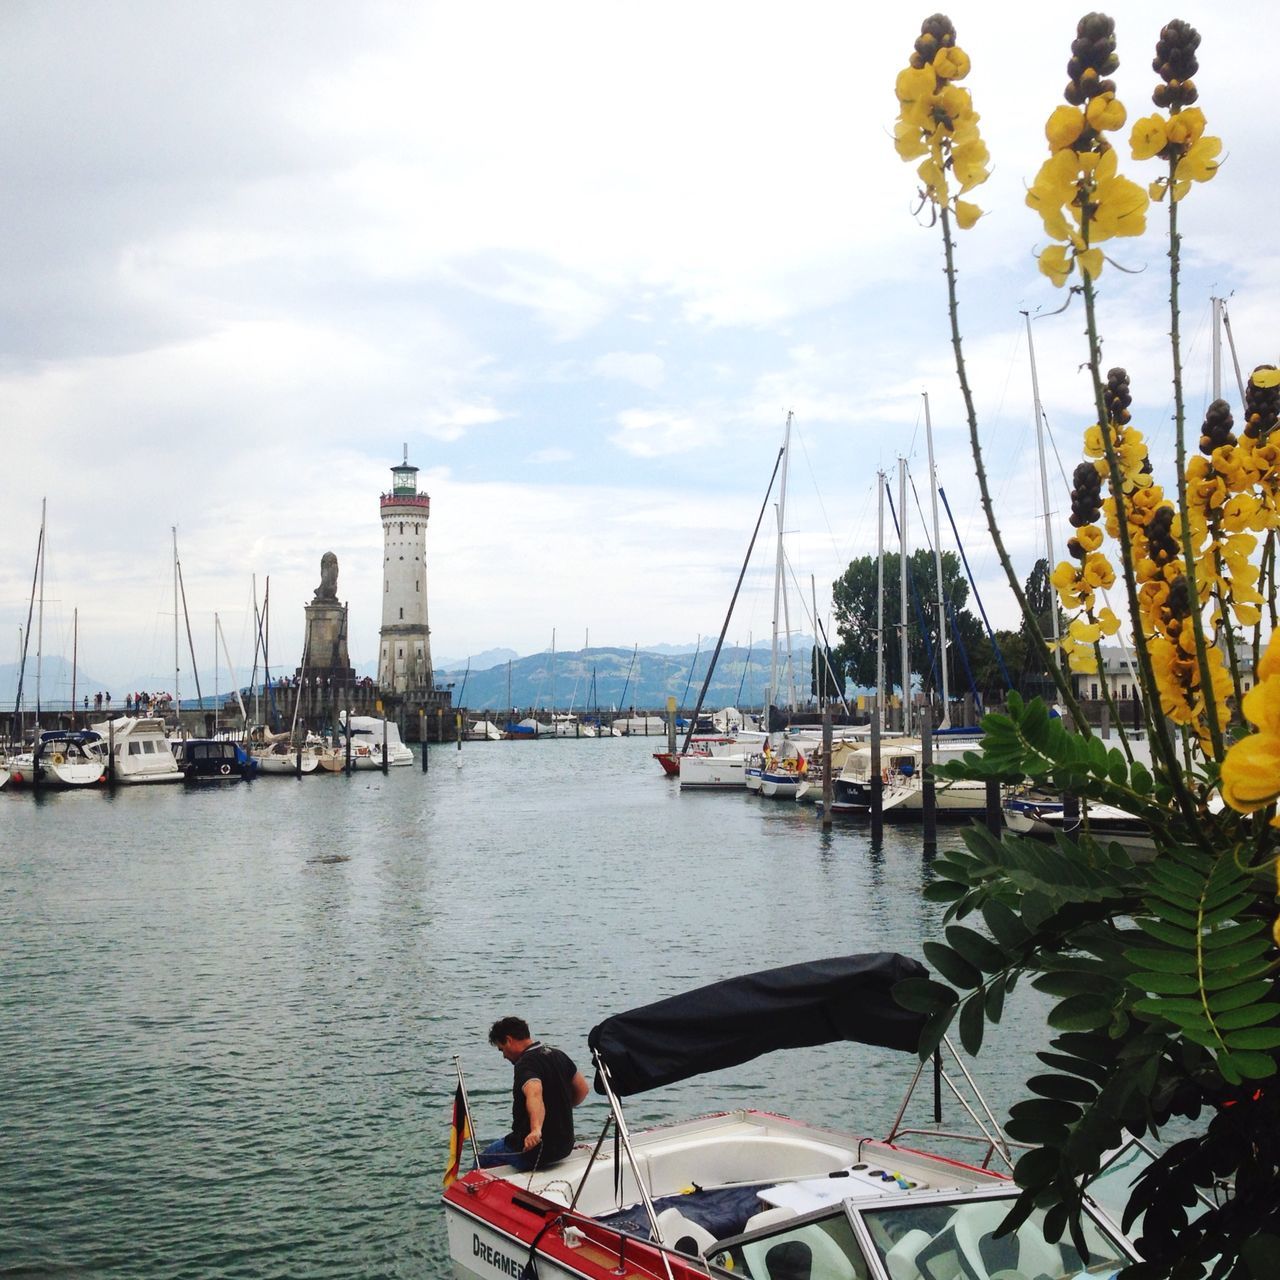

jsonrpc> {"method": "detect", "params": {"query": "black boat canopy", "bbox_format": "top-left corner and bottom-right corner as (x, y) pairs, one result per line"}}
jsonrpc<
(588, 952), (928, 1097)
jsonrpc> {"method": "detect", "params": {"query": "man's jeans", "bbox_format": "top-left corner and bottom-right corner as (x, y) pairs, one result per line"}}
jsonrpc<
(477, 1137), (541, 1173)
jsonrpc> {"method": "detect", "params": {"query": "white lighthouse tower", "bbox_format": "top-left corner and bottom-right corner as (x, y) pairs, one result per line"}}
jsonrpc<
(377, 448), (434, 695)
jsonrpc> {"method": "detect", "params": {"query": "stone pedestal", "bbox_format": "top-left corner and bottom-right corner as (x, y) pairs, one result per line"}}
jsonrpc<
(301, 600), (355, 680)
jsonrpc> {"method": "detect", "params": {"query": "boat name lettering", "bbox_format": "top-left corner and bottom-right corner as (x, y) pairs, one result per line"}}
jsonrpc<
(472, 1234), (524, 1277)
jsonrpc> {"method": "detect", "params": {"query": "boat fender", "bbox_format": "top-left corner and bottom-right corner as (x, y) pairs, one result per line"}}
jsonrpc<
(10, 771), (22, 784)
(219, 763), (231, 776)
(51, 752), (65, 765)
(882, 767), (890, 783)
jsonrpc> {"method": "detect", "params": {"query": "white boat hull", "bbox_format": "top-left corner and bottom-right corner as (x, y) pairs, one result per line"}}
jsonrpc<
(679, 753), (748, 790)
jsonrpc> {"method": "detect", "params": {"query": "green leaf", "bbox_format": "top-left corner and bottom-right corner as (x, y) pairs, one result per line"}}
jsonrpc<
(1047, 994), (1114, 1031)
(959, 991), (986, 1055)
(1221, 1049), (1278, 1081)
(1129, 761), (1153, 794)
(1130, 971), (1202, 996)
(917, 1006), (956, 1060)
(1027, 1073), (1097, 1104)
(1013, 1145), (1060, 1189)
(1221, 1022), (1280, 1046)
(923, 941), (982, 990)
(1208, 980), (1274, 1013)
(1214, 1005), (1280, 1032)
(1122, 947), (1189, 974)
(946, 924), (1008, 974)
(1135, 917), (1197, 948)
(1033, 971), (1120, 999)
(893, 977), (958, 1014)
(1202, 921), (1268, 951)
(984, 975), (1007, 1024)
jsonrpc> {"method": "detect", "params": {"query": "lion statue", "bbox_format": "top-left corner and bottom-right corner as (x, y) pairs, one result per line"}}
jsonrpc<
(313, 551), (339, 602)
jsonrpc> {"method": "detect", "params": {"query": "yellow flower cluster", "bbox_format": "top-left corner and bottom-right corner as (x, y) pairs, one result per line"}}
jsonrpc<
(1130, 106), (1221, 201)
(1026, 14), (1147, 287)
(1220, 631), (1280, 833)
(894, 15), (990, 230)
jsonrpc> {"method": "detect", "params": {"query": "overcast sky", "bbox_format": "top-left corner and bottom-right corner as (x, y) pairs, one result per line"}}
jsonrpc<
(2, 1), (1271, 691)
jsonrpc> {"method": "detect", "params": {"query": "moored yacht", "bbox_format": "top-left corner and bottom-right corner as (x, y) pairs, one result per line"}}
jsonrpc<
(6, 730), (108, 788)
(340, 712), (415, 766)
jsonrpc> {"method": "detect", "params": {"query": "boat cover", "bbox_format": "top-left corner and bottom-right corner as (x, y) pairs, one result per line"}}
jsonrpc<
(588, 952), (927, 1096)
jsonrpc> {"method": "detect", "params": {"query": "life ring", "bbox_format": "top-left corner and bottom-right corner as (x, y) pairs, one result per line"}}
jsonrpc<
(51, 752), (65, 766)
(219, 763), (232, 776)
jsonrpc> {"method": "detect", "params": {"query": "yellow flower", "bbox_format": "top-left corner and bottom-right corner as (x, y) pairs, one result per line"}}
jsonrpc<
(1130, 114), (1168, 161)
(1166, 107), (1206, 147)
(1258, 629), (1280, 682)
(953, 200), (982, 229)
(895, 65), (936, 113)
(1069, 617), (1102, 644)
(1046, 106), (1085, 151)
(1253, 368), (1280, 390)
(1221, 731), (1280, 814)
(1097, 606), (1121, 636)
(1078, 248), (1104, 279)
(1075, 524), (1104, 552)
(1176, 135), (1222, 187)
(1082, 552), (1116, 590)
(1089, 149), (1149, 241)
(952, 139), (990, 191)
(1038, 244), (1072, 288)
(933, 45), (971, 80)
(1085, 92), (1126, 133)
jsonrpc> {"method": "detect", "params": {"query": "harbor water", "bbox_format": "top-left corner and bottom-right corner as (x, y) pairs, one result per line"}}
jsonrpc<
(2, 735), (1051, 1279)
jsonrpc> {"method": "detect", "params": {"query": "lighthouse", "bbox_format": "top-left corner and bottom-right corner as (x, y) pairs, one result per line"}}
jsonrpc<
(377, 448), (434, 694)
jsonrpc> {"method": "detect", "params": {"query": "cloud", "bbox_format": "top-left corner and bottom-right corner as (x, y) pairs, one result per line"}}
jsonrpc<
(592, 352), (665, 390)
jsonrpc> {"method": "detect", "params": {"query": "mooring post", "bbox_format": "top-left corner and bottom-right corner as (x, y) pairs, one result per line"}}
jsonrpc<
(344, 695), (353, 775)
(985, 778), (1002, 835)
(1063, 789), (1080, 841)
(821, 706), (833, 831)
(456, 713), (463, 765)
(420, 709), (428, 773)
(107, 719), (116, 787)
(871, 706), (883, 842)
(381, 716), (389, 774)
(921, 705), (936, 853)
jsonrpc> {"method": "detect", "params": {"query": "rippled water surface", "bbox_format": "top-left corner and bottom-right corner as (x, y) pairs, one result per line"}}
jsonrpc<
(2, 736), (1049, 1278)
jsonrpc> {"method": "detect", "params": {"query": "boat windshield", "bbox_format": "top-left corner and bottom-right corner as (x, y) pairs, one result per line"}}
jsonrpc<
(711, 1195), (1128, 1280)
(856, 1195), (1128, 1280)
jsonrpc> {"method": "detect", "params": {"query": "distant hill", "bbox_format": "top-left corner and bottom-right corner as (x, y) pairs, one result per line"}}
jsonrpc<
(435, 641), (825, 713)
(431, 647), (519, 673)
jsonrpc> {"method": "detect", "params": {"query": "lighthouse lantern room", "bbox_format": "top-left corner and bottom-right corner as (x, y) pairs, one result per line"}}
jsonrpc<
(377, 446), (433, 694)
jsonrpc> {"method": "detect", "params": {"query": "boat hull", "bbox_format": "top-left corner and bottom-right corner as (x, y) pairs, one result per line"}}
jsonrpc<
(679, 753), (747, 790)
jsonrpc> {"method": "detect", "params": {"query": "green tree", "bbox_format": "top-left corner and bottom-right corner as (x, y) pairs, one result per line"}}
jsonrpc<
(831, 548), (977, 695)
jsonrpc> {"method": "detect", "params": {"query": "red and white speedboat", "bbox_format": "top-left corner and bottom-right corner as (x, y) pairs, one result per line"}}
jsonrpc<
(443, 955), (1138, 1280)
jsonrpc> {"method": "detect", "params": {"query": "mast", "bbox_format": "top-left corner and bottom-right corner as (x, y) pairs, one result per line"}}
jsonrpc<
(1212, 295), (1222, 400)
(898, 458), (911, 736)
(36, 497), (46, 724)
(876, 471), (886, 725)
(173, 526), (181, 714)
(13, 510), (44, 741)
(768, 411), (792, 724)
(922, 392), (951, 728)
(71, 607), (78, 719)
(174, 533), (202, 710)
(550, 628), (556, 714)
(1024, 311), (1062, 662)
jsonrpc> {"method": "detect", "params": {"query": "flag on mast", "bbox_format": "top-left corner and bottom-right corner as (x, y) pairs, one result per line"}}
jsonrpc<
(444, 1083), (472, 1188)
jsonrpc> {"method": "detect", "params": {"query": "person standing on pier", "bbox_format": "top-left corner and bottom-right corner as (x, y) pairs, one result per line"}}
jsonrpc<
(478, 1017), (588, 1172)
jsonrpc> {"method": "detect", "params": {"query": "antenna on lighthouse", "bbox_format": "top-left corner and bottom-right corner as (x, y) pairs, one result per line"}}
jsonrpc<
(402, 442), (408, 465)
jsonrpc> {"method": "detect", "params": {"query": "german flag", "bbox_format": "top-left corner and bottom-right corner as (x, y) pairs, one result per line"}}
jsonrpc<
(444, 1083), (472, 1188)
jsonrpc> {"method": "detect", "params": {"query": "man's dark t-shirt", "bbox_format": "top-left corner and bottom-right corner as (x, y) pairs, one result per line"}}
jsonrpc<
(507, 1042), (578, 1163)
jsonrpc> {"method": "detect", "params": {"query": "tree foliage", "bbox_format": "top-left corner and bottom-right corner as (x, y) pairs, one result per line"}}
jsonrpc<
(831, 549), (975, 693)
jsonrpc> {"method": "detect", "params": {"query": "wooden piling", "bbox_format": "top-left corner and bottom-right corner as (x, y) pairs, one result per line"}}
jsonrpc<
(420, 710), (428, 773)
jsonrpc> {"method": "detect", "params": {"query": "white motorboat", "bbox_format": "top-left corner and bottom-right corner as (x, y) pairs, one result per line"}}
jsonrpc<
(467, 720), (505, 741)
(340, 712), (415, 766)
(1004, 793), (1155, 857)
(252, 741), (320, 775)
(91, 716), (183, 784)
(611, 714), (667, 735)
(827, 740), (988, 818)
(443, 954), (1138, 1280)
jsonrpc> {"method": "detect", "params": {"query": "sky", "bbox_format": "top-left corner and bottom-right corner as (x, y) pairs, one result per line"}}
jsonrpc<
(2, 1), (1273, 692)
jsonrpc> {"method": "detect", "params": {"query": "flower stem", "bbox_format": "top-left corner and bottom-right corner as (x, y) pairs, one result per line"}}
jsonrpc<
(938, 204), (1088, 727)
(1167, 172), (1226, 760)
(1080, 270), (1197, 823)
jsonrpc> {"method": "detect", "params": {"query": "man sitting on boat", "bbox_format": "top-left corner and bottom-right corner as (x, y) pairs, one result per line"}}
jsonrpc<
(480, 1017), (589, 1173)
